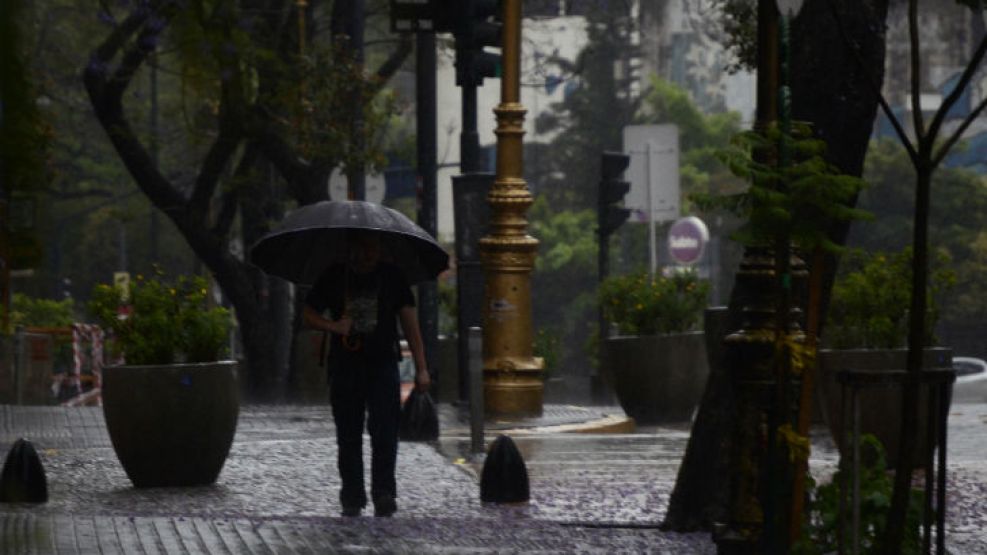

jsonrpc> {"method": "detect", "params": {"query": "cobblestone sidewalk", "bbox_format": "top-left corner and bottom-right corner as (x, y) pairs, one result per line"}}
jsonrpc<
(0, 405), (713, 554)
(2, 404), (986, 553)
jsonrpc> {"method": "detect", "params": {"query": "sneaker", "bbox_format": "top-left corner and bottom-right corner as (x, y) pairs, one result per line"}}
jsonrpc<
(341, 505), (362, 517)
(373, 496), (397, 517)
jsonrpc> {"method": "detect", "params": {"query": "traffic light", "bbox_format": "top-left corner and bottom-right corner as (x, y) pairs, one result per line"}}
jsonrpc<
(454, 0), (502, 87)
(598, 151), (631, 238)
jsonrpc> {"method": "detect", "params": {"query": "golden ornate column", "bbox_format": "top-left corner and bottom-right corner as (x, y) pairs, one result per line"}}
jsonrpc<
(479, 0), (544, 417)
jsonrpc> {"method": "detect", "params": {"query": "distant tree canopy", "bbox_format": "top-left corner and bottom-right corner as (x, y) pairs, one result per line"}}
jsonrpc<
(852, 138), (987, 330)
(534, 2), (637, 210)
(0, 0), (53, 197)
(79, 0), (411, 399)
(530, 69), (744, 376)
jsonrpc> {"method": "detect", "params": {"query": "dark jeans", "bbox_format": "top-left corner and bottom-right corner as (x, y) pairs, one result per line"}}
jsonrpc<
(329, 354), (401, 509)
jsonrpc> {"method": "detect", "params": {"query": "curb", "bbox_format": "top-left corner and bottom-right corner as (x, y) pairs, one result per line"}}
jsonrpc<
(497, 414), (636, 435)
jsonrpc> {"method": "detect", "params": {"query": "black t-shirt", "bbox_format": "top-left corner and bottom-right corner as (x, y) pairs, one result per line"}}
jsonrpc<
(305, 262), (415, 363)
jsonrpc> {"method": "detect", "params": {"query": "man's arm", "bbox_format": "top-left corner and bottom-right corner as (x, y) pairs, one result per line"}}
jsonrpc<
(302, 305), (352, 336)
(399, 305), (430, 392)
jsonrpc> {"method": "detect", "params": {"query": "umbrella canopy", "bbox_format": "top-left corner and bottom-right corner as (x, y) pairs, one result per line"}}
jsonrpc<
(249, 200), (449, 285)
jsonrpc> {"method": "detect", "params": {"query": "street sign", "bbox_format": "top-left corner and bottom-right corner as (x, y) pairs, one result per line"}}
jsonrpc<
(668, 216), (709, 266)
(622, 124), (680, 224)
(390, 0), (451, 33)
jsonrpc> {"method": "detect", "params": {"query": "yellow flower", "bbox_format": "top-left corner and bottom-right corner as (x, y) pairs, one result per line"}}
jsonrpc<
(170, 288), (177, 296)
(201, 288), (207, 296)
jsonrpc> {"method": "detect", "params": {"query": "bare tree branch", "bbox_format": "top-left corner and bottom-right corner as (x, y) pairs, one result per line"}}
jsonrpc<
(88, 8), (147, 70)
(213, 179), (240, 238)
(371, 36), (413, 94)
(251, 115), (311, 200)
(83, 1), (190, 215)
(825, 0), (919, 164)
(189, 65), (245, 218)
(105, 28), (160, 106)
(47, 188), (116, 200)
(927, 34), (987, 143)
(933, 94), (987, 169)
(908, 0), (924, 139)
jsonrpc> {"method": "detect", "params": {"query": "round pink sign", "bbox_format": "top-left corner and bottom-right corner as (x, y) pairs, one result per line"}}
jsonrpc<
(667, 216), (709, 265)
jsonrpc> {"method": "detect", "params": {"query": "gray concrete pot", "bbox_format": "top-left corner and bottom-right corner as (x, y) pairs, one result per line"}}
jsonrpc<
(101, 361), (239, 487)
(818, 347), (952, 468)
(601, 332), (709, 424)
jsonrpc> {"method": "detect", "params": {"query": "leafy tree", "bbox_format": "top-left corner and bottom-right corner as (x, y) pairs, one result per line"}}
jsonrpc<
(839, 0), (987, 546)
(533, 2), (637, 210)
(530, 75), (741, 386)
(0, 0), (53, 199)
(853, 138), (987, 334)
(529, 198), (598, 378)
(11, 0), (203, 305)
(82, 0), (411, 400)
(663, 0), (892, 533)
(8, 293), (76, 330)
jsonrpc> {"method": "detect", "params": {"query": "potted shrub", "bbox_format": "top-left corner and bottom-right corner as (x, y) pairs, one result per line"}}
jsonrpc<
(88, 270), (238, 487)
(819, 247), (955, 466)
(598, 269), (710, 424)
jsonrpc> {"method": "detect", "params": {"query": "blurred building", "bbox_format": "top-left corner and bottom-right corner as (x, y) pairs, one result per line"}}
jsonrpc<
(432, 0), (756, 241)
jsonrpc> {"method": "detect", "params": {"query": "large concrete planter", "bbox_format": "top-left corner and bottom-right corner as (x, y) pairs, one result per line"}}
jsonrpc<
(102, 361), (240, 487)
(601, 332), (709, 424)
(818, 347), (952, 468)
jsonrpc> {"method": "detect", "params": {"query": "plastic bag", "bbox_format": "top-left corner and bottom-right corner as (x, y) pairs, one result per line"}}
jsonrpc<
(399, 389), (439, 441)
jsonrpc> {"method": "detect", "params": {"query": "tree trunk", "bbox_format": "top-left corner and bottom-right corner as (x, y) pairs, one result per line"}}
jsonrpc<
(662, 0), (890, 532)
(884, 161), (932, 554)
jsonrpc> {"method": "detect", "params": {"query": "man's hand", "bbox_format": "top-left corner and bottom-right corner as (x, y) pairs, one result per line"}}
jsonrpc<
(415, 368), (431, 392)
(331, 316), (353, 336)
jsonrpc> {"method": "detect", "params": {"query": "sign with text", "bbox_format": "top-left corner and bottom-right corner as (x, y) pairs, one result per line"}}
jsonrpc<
(622, 124), (680, 223)
(668, 216), (709, 266)
(390, 0), (448, 33)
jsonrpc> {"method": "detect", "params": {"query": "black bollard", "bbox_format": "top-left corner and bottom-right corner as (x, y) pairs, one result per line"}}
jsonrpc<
(0, 438), (48, 503)
(480, 434), (529, 503)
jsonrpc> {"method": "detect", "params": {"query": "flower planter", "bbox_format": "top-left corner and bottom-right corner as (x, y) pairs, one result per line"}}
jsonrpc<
(101, 360), (240, 488)
(601, 332), (709, 424)
(818, 347), (952, 468)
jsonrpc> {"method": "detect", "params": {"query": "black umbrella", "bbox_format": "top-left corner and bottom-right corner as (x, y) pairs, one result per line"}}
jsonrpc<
(249, 200), (449, 285)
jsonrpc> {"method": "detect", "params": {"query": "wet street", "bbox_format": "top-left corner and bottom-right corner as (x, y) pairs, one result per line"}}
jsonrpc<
(0, 402), (985, 553)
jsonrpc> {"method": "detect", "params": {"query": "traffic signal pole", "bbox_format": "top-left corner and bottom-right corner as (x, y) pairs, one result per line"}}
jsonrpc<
(450, 0), (503, 406)
(461, 86), (481, 173)
(456, 0), (500, 174)
(597, 151), (631, 344)
(416, 31), (440, 397)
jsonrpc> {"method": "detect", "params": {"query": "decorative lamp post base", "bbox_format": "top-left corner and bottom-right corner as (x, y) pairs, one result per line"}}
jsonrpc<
(484, 368), (544, 418)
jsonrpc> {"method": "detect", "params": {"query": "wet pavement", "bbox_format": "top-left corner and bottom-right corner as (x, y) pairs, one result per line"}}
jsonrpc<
(0, 402), (985, 553)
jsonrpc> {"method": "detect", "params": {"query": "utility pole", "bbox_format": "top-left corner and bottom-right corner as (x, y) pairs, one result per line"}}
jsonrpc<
(597, 151), (631, 343)
(416, 31), (440, 396)
(149, 52), (160, 265)
(451, 0), (502, 406)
